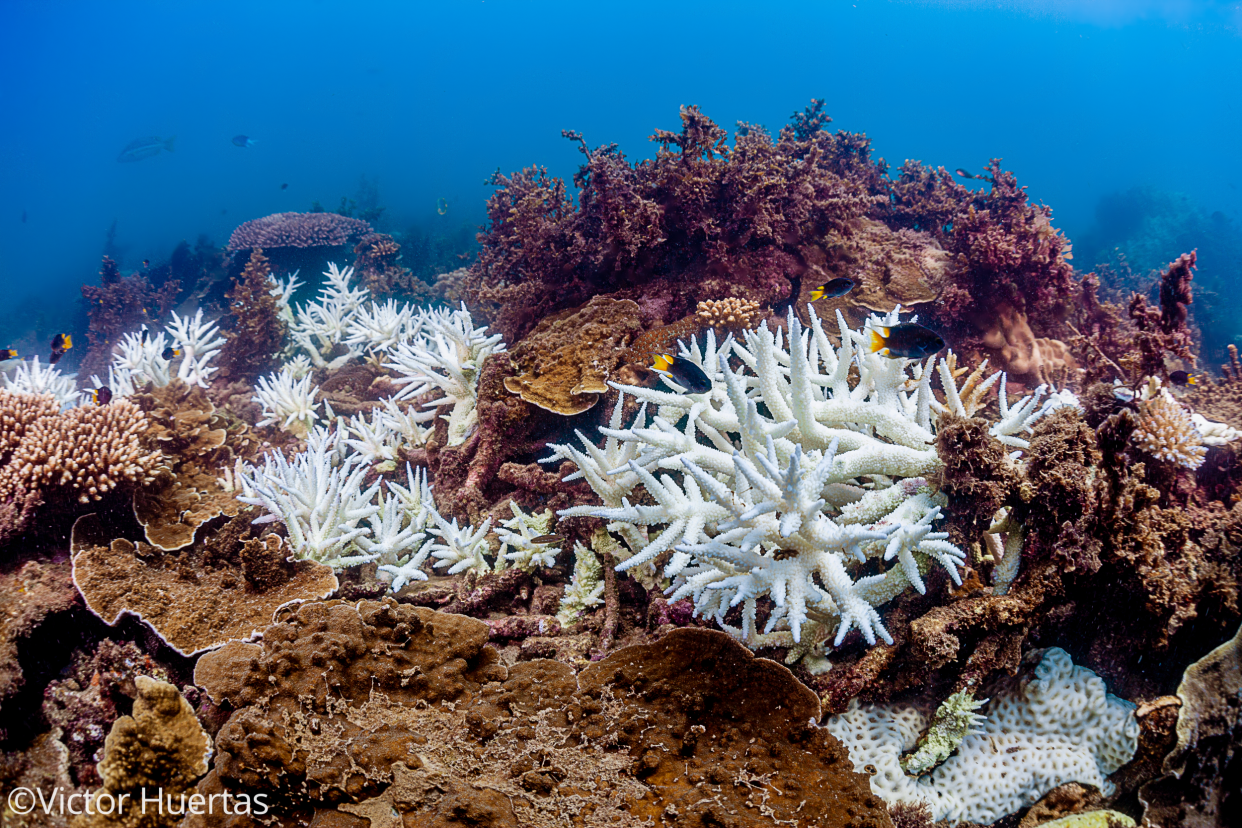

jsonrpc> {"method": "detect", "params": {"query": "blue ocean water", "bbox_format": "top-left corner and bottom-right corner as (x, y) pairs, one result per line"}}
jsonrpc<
(1, 0), (1239, 354)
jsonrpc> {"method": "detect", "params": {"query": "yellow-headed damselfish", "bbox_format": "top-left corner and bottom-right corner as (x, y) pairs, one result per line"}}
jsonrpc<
(652, 353), (713, 394)
(91, 386), (113, 405)
(810, 277), (855, 301)
(0, 348), (17, 361)
(162, 347), (182, 360)
(49, 333), (72, 365)
(1168, 370), (1197, 387)
(867, 322), (945, 359)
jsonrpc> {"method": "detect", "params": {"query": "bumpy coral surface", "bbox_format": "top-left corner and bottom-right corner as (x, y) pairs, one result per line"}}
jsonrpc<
(227, 211), (372, 251)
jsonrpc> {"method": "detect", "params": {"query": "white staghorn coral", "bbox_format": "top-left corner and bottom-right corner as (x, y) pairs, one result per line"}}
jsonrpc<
(288, 263), (367, 369)
(236, 425), (381, 568)
(496, 502), (560, 571)
(3, 356), (81, 409)
(427, 511), (495, 575)
(166, 309), (225, 387)
(345, 298), (418, 352)
(554, 306), (1060, 653)
(253, 367), (322, 436)
(110, 329), (172, 390)
(384, 303), (506, 446)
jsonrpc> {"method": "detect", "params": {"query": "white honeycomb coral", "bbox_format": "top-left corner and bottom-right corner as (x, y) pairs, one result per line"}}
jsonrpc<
(554, 306), (1062, 654)
(825, 648), (1139, 825)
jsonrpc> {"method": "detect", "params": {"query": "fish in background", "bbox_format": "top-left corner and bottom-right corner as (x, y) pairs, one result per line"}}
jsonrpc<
(49, 333), (72, 365)
(117, 136), (176, 162)
(232, 135), (256, 148)
(0, 348), (18, 361)
(811, 277), (855, 300)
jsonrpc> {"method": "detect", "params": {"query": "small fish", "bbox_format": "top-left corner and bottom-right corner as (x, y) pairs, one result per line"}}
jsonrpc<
(232, 134), (255, 148)
(530, 534), (564, 545)
(49, 333), (72, 365)
(437, 197), (449, 215)
(91, 386), (113, 406)
(652, 353), (713, 394)
(117, 135), (176, 162)
(867, 322), (945, 359)
(141, 259), (150, 269)
(955, 168), (976, 179)
(162, 347), (182, 360)
(0, 348), (17, 361)
(811, 277), (856, 301)
(280, 183), (288, 190)
(1168, 370), (1197, 387)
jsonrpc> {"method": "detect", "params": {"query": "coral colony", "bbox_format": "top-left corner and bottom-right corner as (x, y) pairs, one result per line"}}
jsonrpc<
(2, 102), (1241, 828)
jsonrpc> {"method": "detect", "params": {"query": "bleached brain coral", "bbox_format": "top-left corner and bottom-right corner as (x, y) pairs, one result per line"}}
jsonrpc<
(825, 647), (1139, 825)
(554, 306), (1060, 656)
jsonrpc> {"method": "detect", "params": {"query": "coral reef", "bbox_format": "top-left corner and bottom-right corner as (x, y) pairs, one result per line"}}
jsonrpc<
(80, 256), (181, 380)
(0, 561), (79, 738)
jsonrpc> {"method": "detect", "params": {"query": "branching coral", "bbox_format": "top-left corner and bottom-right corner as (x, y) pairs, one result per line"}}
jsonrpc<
(554, 306), (1058, 654)
(384, 302), (506, 446)
(1133, 388), (1208, 470)
(80, 256), (181, 380)
(252, 367), (322, 437)
(0, 396), (161, 505)
(165, 308), (225, 388)
(2, 356), (80, 409)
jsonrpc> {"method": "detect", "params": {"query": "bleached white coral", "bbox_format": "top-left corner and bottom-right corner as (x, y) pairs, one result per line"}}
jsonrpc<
(236, 425), (381, 568)
(427, 511), (494, 575)
(554, 306), (1059, 653)
(253, 368), (322, 436)
(345, 298), (418, 352)
(825, 647), (1139, 825)
(288, 263), (368, 370)
(166, 309), (225, 388)
(110, 329), (172, 390)
(496, 502), (560, 571)
(557, 540), (606, 627)
(384, 303), (506, 446)
(3, 356), (80, 409)
(375, 463), (438, 591)
(1192, 411), (1242, 446)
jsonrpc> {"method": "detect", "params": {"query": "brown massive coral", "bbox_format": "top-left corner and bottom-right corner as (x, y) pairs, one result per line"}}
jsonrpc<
(188, 600), (887, 827)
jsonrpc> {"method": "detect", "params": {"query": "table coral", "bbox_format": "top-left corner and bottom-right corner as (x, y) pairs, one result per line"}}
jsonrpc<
(227, 211), (372, 252)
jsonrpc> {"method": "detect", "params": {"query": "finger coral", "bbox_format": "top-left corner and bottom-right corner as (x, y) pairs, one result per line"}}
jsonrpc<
(695, 296), (764, 334)
(1133, 388), (1207, 470)
(0, 396), (161, 505)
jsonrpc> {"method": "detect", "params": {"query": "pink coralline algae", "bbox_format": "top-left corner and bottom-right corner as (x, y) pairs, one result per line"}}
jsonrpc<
(227, 211), (373, 252)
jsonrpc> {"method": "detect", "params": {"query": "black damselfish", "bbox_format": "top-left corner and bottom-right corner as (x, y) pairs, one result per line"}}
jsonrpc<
(91, 386), (113, 405)
(162, 347), (182, 360)
(652, 353), (713, 394)
(49, 333), (72, 364)
(1168, 370), (1197, 387)
(867, 322), (945, 359)
(811, 277), (856, 301)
